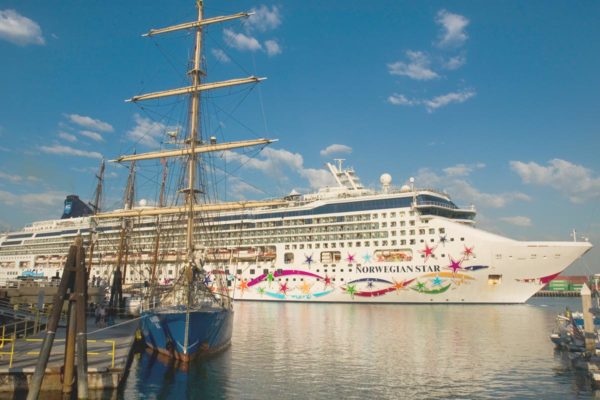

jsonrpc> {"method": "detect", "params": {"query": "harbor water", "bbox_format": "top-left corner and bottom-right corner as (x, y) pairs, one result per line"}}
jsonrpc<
(118, 297), (594, 399)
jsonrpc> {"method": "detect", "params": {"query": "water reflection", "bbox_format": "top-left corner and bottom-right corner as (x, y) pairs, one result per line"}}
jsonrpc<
(118, 298), (596, 399)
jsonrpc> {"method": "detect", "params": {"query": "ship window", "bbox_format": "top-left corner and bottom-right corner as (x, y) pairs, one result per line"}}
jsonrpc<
(488, 275), (502, 285)
(419, 229), (425, 235)
(495, 254), (502, 259)
(400, 230), (406, 236)
(250, 269), (255, 275)
(382, 222), (387, 228)
(374, 249), (413, 262)
(409, 221), (415, 226)
(321, 251), (341, 263)
(429, 229), (435, 234)
(236, 269), (242, 275)
(450, 238), (454, 242)
(410, 230), (415, 235)
(168, 270), (173, 275)
(460, 238), (464, 241)
(410, 239), (415, 245)
(439, 228), (445, 234)
(284, 253), (294, 264)
(263, 269), (269, 274)
(401, 240), (406, 245)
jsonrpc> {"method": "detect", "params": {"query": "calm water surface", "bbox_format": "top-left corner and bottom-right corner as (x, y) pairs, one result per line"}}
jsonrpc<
(119, 298), (597, 399)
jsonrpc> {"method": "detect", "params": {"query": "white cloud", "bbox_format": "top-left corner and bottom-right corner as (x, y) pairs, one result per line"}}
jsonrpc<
(211, 48), (231, 63)
(0, 171), (23, 183)
(443, 55), (466, 70)
(245, 5), (282, 32)
(79, 130), (104, 142)
(223, 28), (262, 52)
(500, 216), (532, 227)
(125, 114), (169, 149)
(0, 9), (45, 46)
(388, 51), (439, 81)
(320, 144), (353, 157)
(510, 159), (600, 203)
(443, 163), (485, 177)
(66, 114), (114, 132)
(436, 9), (469, 48)
(415, 167), (530, 209)
(227, 176), (265, 200)
(224, 147), (336, 190)
(264, 39), (281, 56)
(0, 189), (64, 207)
(387, 94), (419, 107)
(39, 144), (102, 159)
(58, 131), (77, 142)
(423, 89), (475, 112)
(388, 89), (476, 112)
(299, 168), (336, 189)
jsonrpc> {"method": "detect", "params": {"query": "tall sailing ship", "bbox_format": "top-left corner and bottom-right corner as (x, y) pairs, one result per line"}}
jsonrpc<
(0, 6), (593, 307)
(98, 1), (276, 361)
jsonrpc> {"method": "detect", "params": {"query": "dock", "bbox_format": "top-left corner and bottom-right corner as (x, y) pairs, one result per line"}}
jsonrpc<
(0, 316), (139, 393)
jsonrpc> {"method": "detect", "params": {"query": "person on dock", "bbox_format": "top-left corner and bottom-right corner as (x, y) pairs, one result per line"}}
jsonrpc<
(95, 304), (101, 326)
(99, 304), (106, 327)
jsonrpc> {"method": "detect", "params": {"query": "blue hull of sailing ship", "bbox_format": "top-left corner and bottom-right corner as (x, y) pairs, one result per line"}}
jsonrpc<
(141, 307), (233, 361)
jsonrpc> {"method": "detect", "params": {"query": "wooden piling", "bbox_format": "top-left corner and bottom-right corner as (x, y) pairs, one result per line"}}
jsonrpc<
(26, 244), (77, 400)
(581, 284), (596, 355)
(75, 242), (89, 399)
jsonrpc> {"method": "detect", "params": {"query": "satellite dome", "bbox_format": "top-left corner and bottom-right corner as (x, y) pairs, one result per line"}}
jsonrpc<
(139, 199), (148, 207)
(400, 185), (411, 192)
(380, 173), (392, 185)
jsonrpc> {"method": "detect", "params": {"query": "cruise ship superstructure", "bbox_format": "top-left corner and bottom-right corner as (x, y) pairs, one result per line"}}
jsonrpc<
(0, 160), (592, 303)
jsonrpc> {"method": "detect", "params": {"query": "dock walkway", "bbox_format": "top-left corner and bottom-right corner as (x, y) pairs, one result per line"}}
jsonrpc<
(0, 316), (140, 392)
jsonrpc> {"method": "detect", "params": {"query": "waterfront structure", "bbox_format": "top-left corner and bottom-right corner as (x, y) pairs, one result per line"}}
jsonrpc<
(0, 156), (592, 304)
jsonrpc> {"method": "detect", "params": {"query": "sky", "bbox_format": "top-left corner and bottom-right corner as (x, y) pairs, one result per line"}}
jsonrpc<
(0, 1), (598, 274)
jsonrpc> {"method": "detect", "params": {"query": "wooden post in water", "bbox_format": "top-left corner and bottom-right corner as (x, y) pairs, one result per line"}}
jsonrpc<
(26, 244), (77, 400)
(581, 284), (596, 355)
(62, 302), (77, 394)
(75, 242), (89, 399)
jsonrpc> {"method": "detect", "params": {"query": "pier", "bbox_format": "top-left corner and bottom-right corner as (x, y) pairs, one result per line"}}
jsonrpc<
(0, 316), (139, 393)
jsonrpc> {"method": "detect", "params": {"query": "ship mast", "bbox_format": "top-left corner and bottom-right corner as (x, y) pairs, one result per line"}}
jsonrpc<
(98, 1), (274, 355)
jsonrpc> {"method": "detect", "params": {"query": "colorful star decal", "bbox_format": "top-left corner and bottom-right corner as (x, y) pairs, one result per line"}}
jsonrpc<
(257, 287), (266, 296)
(346, 253), (356, 263)
(463, 245), (475, 259)
(366, 279), (374, 289)
(304, 254), (314, 266)
(345, 283), (357, 299)
(323, 275), (333, 288)
(203, 275), (212, 286)
(279, 282), (289, 295)
(419, 244), (435, 260)
(237, 279), (249, 293)
(266, 272), (275, 286)
(439, 235), (447, 246)
(431, 276), (443, 286)
(447, 257), (463, 274)
(362, 253), (372, 263)
(392, 279), (407, 293)
(299, 281), (313, 294)
(415, 281), (426, 292)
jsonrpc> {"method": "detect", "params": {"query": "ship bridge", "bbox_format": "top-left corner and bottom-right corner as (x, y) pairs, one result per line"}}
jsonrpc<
(414, 193), (476, 222)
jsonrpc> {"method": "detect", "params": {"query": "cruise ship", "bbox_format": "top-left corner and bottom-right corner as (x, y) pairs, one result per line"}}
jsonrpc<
(0, 160), (592, 303)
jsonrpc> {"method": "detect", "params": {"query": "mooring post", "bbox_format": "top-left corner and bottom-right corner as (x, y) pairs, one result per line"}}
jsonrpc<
(26, 244), (77, 400)
(581, 284), (596, 355)
(75, 242), (89, 399)
(62, 301), (77, 394)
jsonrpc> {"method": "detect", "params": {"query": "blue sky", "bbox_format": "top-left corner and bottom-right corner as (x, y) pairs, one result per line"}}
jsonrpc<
(0, 1), (598, 273)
